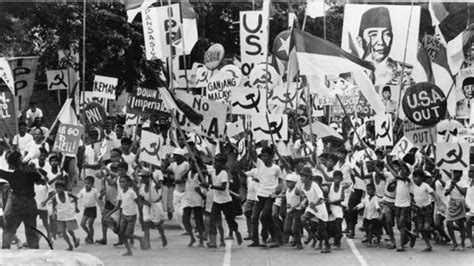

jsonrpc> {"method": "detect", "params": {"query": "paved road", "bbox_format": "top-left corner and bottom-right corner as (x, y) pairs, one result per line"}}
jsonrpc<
(12, 213), (474, 266)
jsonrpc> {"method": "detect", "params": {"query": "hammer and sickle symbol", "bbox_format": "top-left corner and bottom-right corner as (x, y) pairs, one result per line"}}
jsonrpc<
(254, 118), (284, 139)
(252, 70), (273, 87)
(141, 142), (160, 160)
(376, 120), (391, 142)
(232, 90), (261, 112)
(272, 91), (297, 108)
(49, 70), (67, 89)
(436, 144), (467, 168)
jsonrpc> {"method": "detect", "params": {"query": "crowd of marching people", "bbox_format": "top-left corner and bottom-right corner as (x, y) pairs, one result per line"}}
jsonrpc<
(0, 113), (473, 256)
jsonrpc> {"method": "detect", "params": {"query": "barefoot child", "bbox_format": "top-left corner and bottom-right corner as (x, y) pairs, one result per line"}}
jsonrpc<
(78, 176), (100, 244)
(139, 171), (167, 249)
(43, 181), (80, 251)
(411, 169), (442, 252)
(104, 175), (145, 256)
(355, 183), (381, 247)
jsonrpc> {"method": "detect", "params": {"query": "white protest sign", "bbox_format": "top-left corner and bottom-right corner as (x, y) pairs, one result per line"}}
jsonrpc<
(156, 4), (182, 59)
(205, 70), (237, 102)
(47, 70), (69, 91)
(240, 11), (268, 77)
(175, 91), (228, 140)
(391, 136), (414, 160)
(221, 64), (243, 87)
(142, 6), (163, 60)
(230, 88), (266, 115)
(436, 142), (470, 171)
(248, 63), (282, 92)
(403, 120), (436, 147)
(93, 75), (117, 100)
(252, 114), (288, 141)
(375, 113), (393, 147)
(139, 130), (162, 166)
(269, 82), (299, 108)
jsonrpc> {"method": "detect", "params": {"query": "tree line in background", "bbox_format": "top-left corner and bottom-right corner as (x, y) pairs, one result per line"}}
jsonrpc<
(0, 0), (468, 96)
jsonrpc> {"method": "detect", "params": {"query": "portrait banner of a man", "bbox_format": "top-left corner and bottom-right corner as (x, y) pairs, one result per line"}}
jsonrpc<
(456, 67), (474, 119)
(341, 4), (421, 88)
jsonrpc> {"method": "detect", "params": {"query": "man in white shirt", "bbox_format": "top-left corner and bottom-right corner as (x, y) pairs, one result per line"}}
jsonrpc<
(393, 162), (416, 252)
(12, 122), (33, 156)
(248, 147), (283, 248)
(25, 102), (43, 127)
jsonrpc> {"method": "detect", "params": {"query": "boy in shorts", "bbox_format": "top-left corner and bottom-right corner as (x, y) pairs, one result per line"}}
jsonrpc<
(78, 176), (100, 244)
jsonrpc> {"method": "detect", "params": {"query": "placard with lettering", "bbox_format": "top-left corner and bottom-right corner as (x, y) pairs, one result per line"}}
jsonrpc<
(127, 87), (167, 117)
(53, 123), (84, 157)
(93, 75), (118, 100)
(240, 11), (268, 78)
(174, 91), (228, 140)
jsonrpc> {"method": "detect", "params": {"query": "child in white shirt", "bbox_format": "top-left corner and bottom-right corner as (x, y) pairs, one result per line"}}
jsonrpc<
(78, 176), (100, 244)
(356, 183), (381, 246)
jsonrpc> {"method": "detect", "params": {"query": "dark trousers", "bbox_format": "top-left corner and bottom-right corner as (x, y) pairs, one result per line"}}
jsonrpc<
(283, 209), (303, 241)
(2, 196), (39, 249)
(183, 206), (205, 236)
(251, 196), (276, 243)
(210, 201), (238, 236)
(345, 189), (364, 233)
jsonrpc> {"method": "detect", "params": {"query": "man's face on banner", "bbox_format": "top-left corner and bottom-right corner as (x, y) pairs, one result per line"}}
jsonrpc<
(361, 27), (393, 63)
(463, 83), (473, 99)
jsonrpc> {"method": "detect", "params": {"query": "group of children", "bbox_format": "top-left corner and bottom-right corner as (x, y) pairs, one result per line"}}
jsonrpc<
(1, 118), (474, 257)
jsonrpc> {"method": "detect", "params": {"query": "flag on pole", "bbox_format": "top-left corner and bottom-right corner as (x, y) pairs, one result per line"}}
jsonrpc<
(436, 6), (474, 75)
(58, 98), (78, 125)
(157, 87), (203, 125)
(0, 58), (15, 95)
(289, 29), (385, 114)
(181, 0), (198, 55)
(289, 29), (374, 76)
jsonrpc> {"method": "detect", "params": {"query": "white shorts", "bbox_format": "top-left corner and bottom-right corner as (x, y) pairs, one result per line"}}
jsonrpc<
(143, 202), (166, 223)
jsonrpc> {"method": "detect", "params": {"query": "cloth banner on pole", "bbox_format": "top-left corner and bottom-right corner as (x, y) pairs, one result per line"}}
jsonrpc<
(7, 57), (38, 114)
(436, 142), (470, 171)
(139, 130), (163, 166)
(375, 113), (393, 147)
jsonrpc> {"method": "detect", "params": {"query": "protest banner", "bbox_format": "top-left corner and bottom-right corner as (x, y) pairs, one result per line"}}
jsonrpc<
(240, 11), (268, 77)
(127, 87), (167, 117)
(204, 43), (225, 70)
(391, 136), (415, 160)
(403, 120), (436, 147)
(47, 70), (69, 91)
(139, 130), (162, 166)
(52, 123), (84, 157)
(84, 102), (107, 127)
(455, 67), (474, 119)
(93, 75), (118, 100)
(437, 119), (469, 143)
(248, 64), (282, 92)
(8, 57), (38, 113)
(435, 142), (470, 171)
(82, 91), (108, 111)
(205, 70), (238, 102)
(375, 113), (393, 147)
(142, 6), (163, 60)
(156, 4), (181, 58)
(402, 82), (447, 127)
(220, 64), (243, 88)
(252, 114), (288, 141)
(174, 91), (227, 140)
(0, 86), (17, 138)
(269, 82), (299, 109)
(230, 88), (267, 115)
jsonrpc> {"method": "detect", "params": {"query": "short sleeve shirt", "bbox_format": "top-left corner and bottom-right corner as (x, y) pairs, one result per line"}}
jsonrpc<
(118, 188), (138, 216)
